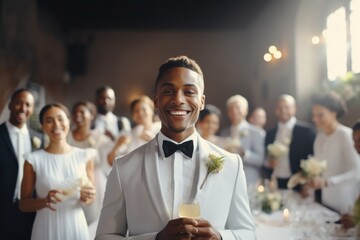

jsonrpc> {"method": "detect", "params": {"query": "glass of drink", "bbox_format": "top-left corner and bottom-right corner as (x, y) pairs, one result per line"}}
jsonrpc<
(178, 199), (201, 219)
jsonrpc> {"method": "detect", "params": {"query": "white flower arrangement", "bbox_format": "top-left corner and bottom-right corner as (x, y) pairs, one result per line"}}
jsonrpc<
(32, 136), (42, 149)
(287, 156), (327, 189)
(267, 141), (288, 159)
(54, 175), (93, 202)
(200, 153), (225, 189)
(256, 188), (282, 213)
(300, 156), (327, 178)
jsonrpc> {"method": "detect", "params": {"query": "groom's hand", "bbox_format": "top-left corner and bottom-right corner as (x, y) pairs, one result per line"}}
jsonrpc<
(156, 218), (199, 240)
(191, 219), (221, 240)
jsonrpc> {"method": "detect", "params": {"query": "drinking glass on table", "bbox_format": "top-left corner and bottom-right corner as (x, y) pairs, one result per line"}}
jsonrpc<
(178, 199), (201, 219)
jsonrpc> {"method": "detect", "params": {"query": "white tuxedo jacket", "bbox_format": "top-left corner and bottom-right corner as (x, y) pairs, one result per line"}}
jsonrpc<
(96, 134), (256, 240)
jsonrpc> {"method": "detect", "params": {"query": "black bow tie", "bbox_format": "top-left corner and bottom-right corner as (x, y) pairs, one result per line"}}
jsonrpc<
(162, 140), (194, 158)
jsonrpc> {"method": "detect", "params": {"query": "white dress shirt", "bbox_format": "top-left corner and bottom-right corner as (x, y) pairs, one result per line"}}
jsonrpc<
(273, 117), (296, 178)
(94, 112), (131, 139)
(157, 131), (198, 219)
(6, 121), (31, 199)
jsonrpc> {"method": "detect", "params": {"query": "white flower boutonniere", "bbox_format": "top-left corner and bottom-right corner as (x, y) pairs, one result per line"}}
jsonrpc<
(200, 153), (225, 189)
(32, 136), (42, 149)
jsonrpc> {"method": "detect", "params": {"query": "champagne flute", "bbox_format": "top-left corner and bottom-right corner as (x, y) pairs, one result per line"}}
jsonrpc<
(178, 199), (201, 219)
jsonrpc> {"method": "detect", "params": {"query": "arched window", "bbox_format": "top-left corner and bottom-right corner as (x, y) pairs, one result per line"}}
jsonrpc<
(325, 0), (360, 80)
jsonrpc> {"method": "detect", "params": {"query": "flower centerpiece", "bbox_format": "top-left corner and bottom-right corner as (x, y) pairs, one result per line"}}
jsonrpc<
(255, 184), (282, 214)
(287, 156), (327, 189)
(200, 153), (225, 189)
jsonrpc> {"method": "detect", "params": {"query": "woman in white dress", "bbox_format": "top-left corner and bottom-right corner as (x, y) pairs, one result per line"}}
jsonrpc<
(107, 95), (161, 165)
(310, 92), (360, 213)
(20, 103), (96, 240)
(68, 101), (112, 226)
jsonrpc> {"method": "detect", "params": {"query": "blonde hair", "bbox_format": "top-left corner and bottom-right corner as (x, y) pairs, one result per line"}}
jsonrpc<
(226, 94), (248, 110)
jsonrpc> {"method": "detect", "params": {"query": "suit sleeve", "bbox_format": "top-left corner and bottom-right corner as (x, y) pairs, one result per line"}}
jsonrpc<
(243, 129), (265, 167)
(218, 155), (257, 240)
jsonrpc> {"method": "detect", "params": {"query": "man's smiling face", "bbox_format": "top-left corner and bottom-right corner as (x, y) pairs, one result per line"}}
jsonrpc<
(154, 67), (205, 142)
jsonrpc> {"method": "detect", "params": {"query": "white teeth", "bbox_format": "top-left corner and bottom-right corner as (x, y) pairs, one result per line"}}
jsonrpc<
(170, 110), (187, 116)
(53, 129), (62, 134)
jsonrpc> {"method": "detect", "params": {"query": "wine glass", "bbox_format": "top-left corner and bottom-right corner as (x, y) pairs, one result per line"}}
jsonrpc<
(178, 199), (201, 219)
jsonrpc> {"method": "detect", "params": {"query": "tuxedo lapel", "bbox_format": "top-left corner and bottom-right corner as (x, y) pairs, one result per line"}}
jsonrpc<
(0, 123), (17, 162)
(194, 136), (212, 205)
(143, 138), (170, 225)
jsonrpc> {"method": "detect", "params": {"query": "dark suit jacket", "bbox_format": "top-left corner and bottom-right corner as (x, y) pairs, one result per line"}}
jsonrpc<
(263, 120), (316, 178)
(0, 122), (44, 239)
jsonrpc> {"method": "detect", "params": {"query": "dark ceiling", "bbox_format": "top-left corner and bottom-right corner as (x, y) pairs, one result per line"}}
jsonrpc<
(38, 0), (272, 31)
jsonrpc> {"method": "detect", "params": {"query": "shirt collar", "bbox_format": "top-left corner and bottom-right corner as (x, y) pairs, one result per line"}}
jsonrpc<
(6, 121), (29, 135)
(278, 117), (297, 130)
(157, 131), (198, 159)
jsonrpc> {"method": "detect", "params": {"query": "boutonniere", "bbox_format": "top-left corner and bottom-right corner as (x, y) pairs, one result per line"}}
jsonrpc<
(32, 136), (42, 149)
(200, 153), (225, 189)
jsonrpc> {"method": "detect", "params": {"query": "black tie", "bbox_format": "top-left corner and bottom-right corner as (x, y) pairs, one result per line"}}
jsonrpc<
(162, 140), (194, 158)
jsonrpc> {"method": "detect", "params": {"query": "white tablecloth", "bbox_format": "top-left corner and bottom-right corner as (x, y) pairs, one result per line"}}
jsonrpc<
(254, 196), (357, 240)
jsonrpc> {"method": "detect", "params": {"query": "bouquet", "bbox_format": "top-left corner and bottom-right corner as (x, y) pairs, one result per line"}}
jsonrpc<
(267, 141), (289, 159)
(287, 156), (327, 189)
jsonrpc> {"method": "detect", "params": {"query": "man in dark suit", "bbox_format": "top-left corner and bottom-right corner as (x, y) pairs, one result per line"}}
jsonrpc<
(264, 94), (316, 191)
(0, 88), (43, 240)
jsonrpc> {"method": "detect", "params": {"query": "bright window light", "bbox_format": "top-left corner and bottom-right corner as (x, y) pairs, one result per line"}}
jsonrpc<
(326, 7), (347, 80)
(350, 0), (360, 73)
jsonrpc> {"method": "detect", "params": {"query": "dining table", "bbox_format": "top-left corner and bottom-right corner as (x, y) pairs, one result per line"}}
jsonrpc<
(253, 190), (358, 240)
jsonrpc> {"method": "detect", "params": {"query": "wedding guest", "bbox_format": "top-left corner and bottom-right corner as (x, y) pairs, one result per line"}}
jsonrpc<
(196, 104), (228, 148)
(106, 95), (161, 166)
(96, 56), (256, 239)
(68, 101), (112, 225)
(310, 91), (360, 213)
(220, 94), (265, 186)
(20, 103), (96, 240)
(263, 94), (316, 190)
(248, 107), (267, 130)
(94, 85), (131, 141)
(341, 120), (360, 229)
(0, 88), (44, 240)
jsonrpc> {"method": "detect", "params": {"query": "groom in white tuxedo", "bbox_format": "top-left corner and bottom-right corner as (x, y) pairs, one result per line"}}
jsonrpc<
(96, 56), (256, 240)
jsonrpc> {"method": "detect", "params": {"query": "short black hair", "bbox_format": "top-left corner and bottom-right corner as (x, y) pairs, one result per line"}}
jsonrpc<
(95, 85), (114, 98)
(353, 120), (360, 132)
(198, 104), (221, 122)
(10, 88), (34, 102)
(39, 103), (70, 125)
(155, 56), (203, 92)
(311, 91), (347, 119)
